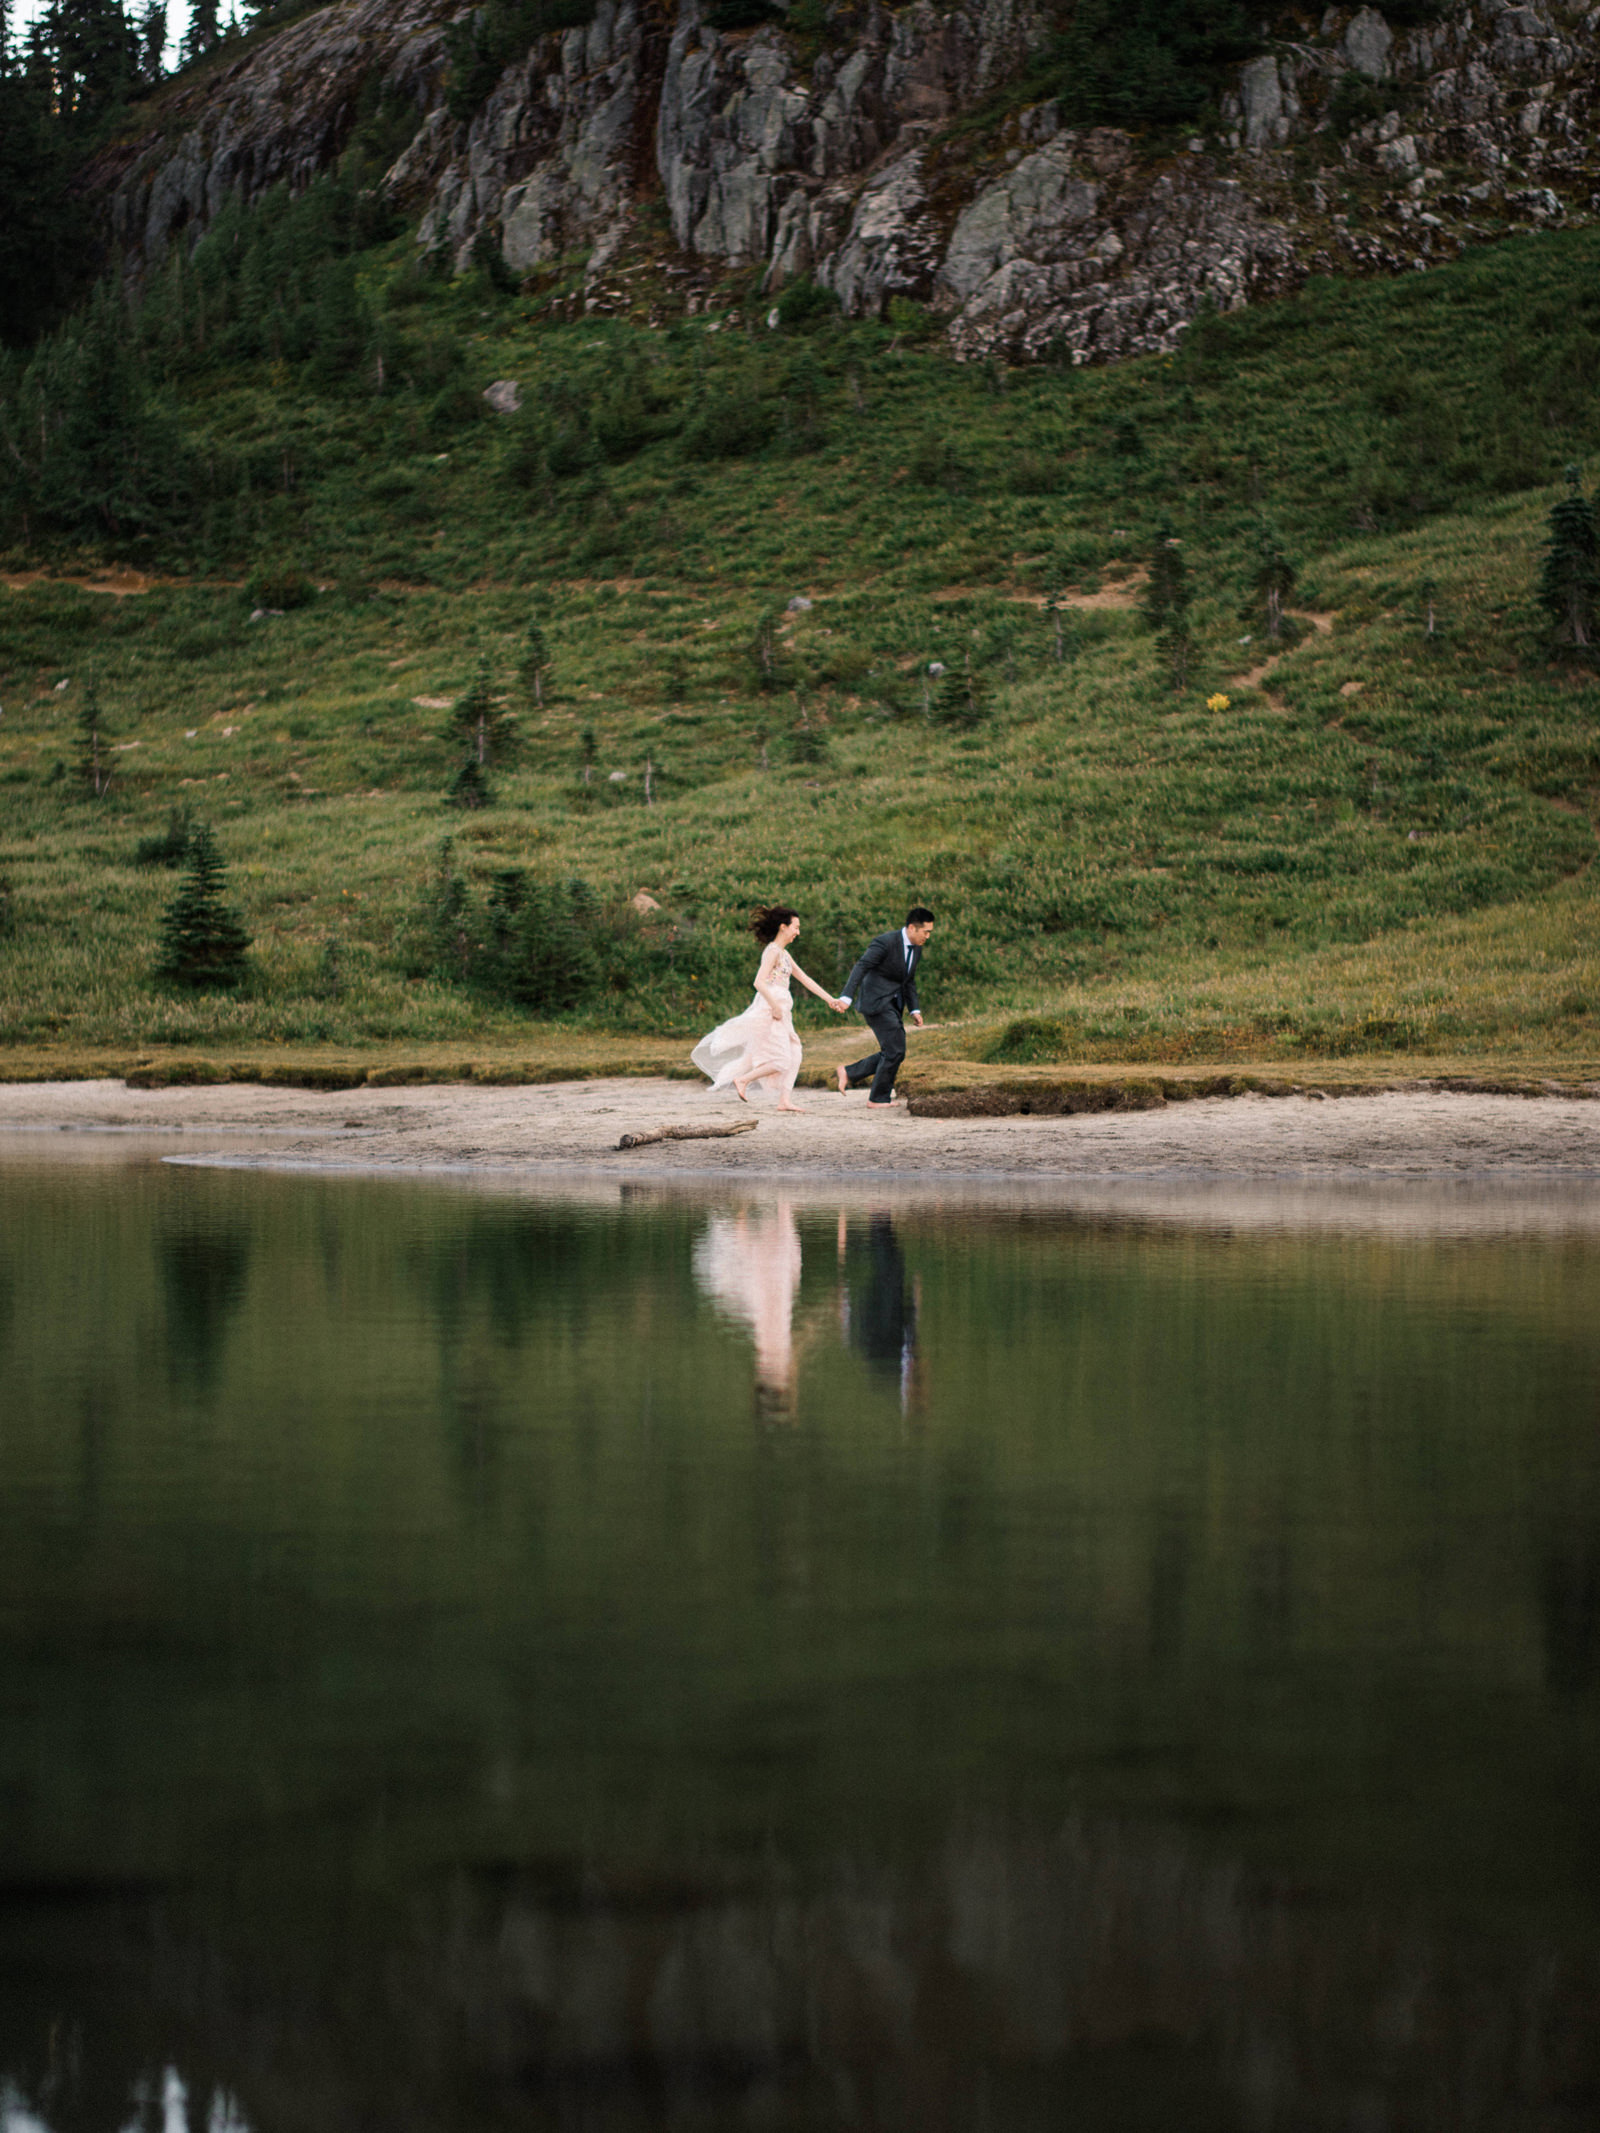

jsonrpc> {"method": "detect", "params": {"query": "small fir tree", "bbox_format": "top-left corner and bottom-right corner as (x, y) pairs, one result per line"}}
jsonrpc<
(934, 652), (990, 728)
(1160, 622), (1195, 694)
(76, 677), (111, 796)
(444, 655), (516, 803)
(447, 757), (491, 810)
(1142, 523), (1189, 634)
(1538, 466), (1598, 652)
(155, 822), (250, 989)
(182, 0), (219, 63)
(749, 608), (789, 693)
(1249, 531), (1297, 641)
(578, 724), (598, 785)
(1043, 573), (1071, 664)
(519, 620), (552, 706)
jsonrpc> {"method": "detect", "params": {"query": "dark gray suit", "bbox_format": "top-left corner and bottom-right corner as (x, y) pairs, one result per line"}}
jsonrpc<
(842, 930), (923, 1103)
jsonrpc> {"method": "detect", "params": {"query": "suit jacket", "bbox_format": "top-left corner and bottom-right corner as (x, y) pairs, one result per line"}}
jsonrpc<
(845, 930), (922, 1019)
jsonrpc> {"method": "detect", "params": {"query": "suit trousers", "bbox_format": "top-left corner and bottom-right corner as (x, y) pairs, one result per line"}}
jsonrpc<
(846, 1006), (907, 1103)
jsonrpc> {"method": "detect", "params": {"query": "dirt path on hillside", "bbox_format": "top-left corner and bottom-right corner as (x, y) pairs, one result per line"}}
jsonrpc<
(1229, 609), (1335, 696)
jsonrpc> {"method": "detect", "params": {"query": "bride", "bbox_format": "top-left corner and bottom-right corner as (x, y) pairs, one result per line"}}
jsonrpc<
(691, 906), (846, 1112)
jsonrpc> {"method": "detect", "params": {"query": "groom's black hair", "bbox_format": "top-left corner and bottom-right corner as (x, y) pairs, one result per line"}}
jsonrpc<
(906, 905), (935, 926)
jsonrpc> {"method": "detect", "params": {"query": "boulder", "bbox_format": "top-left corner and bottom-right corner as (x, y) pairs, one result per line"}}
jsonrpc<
(1343, 6), (1393, 80)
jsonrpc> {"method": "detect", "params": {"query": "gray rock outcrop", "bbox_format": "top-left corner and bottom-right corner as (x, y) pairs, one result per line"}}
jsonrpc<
(92, 0), (1600, 366)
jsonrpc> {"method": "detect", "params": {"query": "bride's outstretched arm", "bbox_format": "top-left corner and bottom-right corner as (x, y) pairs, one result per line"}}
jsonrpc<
(790, 960), (848, 1011)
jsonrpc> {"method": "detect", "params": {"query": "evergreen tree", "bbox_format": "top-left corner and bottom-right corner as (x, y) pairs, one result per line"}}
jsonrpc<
(519, 619), (552, 706)
(933, 652), (990, 728)
(748, 608), (789, 693)
(155, 822), (251, 988)
(447, 757), (492, 810)
(1043, 574), (1068, 664)
(76, 676), (111, 796)
(0, 22), (85, 345)
(444, 655), (516, 805)
(1249, 530), (1297, 641)
(50, 0), (140, 126)
(138, 2), (165, 82)
(1539, 466), (1598, 652)
(445, 655), (518, 768)
(182, 0), (219, 63)
(1142, 523), (1189, 633)
(3, 280), (189, 537)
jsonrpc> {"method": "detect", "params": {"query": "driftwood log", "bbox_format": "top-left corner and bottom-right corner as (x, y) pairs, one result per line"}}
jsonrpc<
(616, 1118), (759, 1151)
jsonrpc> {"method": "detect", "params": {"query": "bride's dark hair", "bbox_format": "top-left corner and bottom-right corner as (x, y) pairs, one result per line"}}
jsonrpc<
(749, 905), (799, 942)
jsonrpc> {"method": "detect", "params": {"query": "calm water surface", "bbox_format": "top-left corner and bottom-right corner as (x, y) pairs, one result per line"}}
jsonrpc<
(1, 1158), (1598, 2132)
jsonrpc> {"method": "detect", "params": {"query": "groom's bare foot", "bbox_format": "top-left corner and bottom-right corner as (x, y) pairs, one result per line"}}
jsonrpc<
(834, 1065), (849, 1094)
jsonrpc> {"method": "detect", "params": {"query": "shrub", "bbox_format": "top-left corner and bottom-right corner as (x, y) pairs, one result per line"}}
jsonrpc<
(1010, 449), (1064, 497)
(985, 1017), (1068, 1064)
(427, 382), (486, 434)
(788, 710), (829, 763)
(245, 565), (316, 611)
(480, 871), (604, 1009)
(134, 805), (194, 867)
(406, 842), (608, 1011)
(772, 277), (841, 332)
(682, 389), (776, 462)
(931, 654), (990, 728)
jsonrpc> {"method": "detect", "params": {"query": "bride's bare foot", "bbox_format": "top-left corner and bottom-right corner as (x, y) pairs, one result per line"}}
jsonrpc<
(732, 1080), (750, 1104)
(834, 1065), (848, 1094)
(777, 1101), (805, 1113)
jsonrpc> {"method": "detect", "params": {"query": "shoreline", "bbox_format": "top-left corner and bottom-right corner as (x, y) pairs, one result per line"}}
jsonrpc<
(2, 1077), (1598, 1199)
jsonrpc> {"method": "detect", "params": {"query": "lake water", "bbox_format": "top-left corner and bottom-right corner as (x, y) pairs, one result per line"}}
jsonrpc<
(2, 1154), (1598, 2132)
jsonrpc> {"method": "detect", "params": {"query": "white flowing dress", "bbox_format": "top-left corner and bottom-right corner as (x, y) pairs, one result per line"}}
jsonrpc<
(691, 947), (803, 1098)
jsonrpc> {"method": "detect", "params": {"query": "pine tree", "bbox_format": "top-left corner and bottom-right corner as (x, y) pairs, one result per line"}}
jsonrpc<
(934, 652), (990, 728)
(155, 822), (251, 988)
(443, 655), (516, 806)
(1538, 466), (1598, 652)
(0, 21), (84, 346)
(1142, 523), (1189, 633)
(76, 675), (111, 795)
(749, 608), (789, 693)
(1160, 621), (1195, 694)
(1249, 530), (1297, 641)
(138, 2), (165, 81)
(444, 655), (518, 769)
(183, 0), (219, 63)
(519, 619), (552, 706)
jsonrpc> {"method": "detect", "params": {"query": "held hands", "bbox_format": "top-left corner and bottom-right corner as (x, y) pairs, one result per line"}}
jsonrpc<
(831, 997), (849, 1014)
(910, 1011), (924, 1027)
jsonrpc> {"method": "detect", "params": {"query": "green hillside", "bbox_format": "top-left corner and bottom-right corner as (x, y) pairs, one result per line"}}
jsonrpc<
(2, 202), (1598, 1072)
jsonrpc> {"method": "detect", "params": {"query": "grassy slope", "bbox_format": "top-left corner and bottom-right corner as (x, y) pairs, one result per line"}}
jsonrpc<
(2, 222), (1599, 1081)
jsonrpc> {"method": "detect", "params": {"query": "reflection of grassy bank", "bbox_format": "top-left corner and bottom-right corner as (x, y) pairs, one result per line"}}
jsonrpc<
(3, 1172), (1598, 1897)
(3, 1173), (1599, 2117)
(3, 228), (1599, 1062)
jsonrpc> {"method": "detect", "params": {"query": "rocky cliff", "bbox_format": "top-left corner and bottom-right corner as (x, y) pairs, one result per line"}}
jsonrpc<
(97, 0), (1600, 363)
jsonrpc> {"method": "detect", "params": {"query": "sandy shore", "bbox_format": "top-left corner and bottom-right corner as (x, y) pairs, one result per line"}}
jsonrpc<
(1, 1075), (1597, 1182)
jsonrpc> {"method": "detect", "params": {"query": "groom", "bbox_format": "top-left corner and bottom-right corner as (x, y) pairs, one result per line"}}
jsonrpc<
(835, 906), (935, 1106)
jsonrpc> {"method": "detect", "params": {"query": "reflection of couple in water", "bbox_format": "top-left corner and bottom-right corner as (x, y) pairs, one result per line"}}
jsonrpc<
(692, 1202), (921, 1418)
